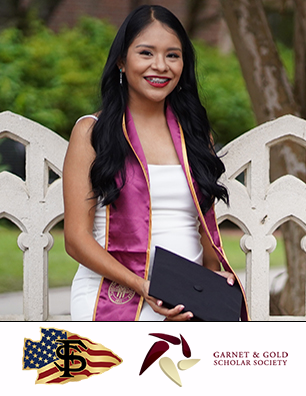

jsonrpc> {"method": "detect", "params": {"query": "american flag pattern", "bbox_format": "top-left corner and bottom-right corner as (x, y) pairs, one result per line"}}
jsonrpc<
(22, 328), (123, 384)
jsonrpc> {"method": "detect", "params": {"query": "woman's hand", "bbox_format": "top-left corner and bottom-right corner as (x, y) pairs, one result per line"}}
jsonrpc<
(214, 271), (235, 286)
(141, 280), (194, 321)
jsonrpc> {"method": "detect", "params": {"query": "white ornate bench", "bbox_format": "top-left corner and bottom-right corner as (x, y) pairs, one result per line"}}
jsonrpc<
(0, 111), (305, 320)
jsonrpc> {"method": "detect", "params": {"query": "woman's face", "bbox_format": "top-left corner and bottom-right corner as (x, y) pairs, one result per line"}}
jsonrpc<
(121, 20), (184, 106)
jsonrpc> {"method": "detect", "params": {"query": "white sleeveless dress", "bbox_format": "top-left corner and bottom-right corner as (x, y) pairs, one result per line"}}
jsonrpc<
(70, 117), (203, 321)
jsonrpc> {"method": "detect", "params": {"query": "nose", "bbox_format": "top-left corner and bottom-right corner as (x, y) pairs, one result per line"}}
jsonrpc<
(152, 54), (169, 72)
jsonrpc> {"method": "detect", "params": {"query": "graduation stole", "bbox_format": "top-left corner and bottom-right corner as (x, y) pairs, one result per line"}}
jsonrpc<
(93, 106), (249, 321)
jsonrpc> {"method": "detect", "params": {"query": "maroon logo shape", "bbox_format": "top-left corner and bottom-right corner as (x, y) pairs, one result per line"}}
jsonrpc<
(139, 333), (198, 387)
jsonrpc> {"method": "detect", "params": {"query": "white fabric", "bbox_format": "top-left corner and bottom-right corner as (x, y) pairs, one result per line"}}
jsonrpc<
(76, 114), (98, 123)
(71, 163), (203, 321)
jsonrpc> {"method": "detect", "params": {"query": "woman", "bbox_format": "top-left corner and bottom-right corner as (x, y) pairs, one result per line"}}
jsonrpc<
(63, 5), (249, 321)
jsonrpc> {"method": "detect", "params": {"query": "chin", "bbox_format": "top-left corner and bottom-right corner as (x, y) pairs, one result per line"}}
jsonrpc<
(146, 92), (171, 103)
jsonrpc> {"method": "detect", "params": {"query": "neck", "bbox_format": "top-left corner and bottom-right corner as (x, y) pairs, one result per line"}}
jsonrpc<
(127, 98), (166, 120)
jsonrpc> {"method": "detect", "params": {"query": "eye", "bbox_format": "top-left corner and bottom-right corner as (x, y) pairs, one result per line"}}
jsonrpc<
(167, 53), (180, 59)
(139, 50), (153, 56)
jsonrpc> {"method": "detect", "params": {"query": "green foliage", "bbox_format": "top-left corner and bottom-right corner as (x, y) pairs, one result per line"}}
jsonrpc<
(276, 42), (294, 82)
(0, 17), (116, 139)
(0, 16), (294, 144)
(194, 42), (256, 145)
(194, 41), (293, 144)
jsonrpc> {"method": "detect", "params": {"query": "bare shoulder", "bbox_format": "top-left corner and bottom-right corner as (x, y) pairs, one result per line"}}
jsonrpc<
(64, 116), (98, 176)
(71, 115), (97, 143)
(63, 117), (98, 233)
(65, 117), (98, 161)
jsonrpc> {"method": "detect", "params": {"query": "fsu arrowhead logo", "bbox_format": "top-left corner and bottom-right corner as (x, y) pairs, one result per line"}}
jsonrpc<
(22, 328), (122, 384)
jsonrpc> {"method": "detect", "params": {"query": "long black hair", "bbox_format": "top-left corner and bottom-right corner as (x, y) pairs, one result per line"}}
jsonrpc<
(90, 5), (228, 213)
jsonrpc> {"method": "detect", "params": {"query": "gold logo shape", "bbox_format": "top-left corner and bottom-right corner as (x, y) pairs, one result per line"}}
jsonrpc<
(159, 357), (182, 387)
(177, 359), (201, 370)
(108, 281), (135, 304)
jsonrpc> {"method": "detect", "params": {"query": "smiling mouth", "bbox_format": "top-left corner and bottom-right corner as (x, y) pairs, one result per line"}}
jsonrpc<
(145, 77), (170, 83)
(144, 77), (171, 87)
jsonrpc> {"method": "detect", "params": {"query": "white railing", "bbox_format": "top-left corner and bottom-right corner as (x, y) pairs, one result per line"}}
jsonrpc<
(0, 111), (306, 321)
(0, 111), (67, 320)
(215, 114), (306, 321)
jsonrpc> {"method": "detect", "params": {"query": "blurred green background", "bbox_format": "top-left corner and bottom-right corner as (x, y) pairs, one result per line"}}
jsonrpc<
(0, 16), (293, 145)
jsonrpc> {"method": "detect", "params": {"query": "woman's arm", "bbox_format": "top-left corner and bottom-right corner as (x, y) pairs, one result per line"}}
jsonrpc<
(199, 224), (221, 271)
(63, 118), (192, 320)
(63, 118), (146, 293)
(199, 224), (235, 285)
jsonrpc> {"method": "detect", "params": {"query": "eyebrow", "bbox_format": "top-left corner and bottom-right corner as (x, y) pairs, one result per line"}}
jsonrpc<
(135, 44), (182, 52)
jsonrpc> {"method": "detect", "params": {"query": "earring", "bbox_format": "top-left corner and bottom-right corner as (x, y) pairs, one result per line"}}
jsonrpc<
(119, 68), (123, 85)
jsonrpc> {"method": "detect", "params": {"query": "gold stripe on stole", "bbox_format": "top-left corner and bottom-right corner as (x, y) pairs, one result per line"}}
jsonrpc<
(121, 115), (152, 321)
(178, 123), (250, 321)
(92, 204), (110, 320)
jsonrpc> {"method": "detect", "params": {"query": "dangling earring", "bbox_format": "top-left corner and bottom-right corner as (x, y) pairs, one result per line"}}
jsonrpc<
(119, 68), (123, 86)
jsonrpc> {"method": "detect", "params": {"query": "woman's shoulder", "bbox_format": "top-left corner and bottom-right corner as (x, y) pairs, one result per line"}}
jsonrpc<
(73, 112), (100, 133)
(75, 114), (99, 124)
(69, 114), (99, 146)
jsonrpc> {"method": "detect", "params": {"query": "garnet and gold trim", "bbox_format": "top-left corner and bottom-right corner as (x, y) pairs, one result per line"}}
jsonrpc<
(92, 205), (110, 320)
(121, 114), (152, 321)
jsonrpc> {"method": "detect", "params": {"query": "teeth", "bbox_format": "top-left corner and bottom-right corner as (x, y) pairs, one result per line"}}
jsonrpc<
(146, 78), (169, 83)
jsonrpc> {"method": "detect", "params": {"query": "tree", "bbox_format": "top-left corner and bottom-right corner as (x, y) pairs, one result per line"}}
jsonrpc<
(184, 0), (222, 39)
(220, 0), (306, 316)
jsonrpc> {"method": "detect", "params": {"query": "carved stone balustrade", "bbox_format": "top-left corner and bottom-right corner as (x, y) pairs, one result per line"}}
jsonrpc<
(0, 111), (68, 320)
(215, 114), (306, 320)
(0, 111), (306, 320)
